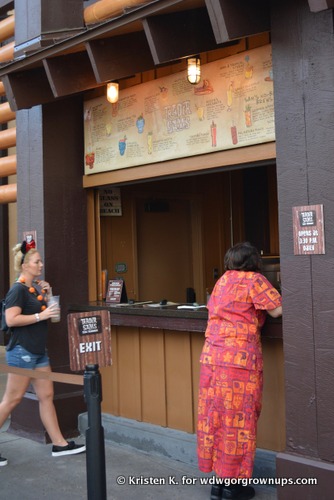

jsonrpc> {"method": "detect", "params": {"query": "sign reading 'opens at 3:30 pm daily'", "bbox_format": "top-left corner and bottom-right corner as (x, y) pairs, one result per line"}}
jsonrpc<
(292, 204), (325, 255)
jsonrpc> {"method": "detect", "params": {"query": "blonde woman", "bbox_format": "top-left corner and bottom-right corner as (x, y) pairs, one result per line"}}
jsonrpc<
(0, 242), (85, 465)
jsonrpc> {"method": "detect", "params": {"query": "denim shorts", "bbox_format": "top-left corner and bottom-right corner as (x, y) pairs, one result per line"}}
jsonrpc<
(6, 345), (50, 369)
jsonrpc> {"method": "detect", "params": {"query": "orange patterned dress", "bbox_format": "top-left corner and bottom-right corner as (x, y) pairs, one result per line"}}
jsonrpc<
(197, 270), (282, 478)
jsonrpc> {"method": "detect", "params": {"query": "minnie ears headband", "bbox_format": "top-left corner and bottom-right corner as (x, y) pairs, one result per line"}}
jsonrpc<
(21, 238), (36, 264)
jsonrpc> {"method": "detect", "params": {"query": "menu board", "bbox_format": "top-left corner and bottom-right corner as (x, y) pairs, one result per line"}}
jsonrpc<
(84, 44), (274, 175)
(105, 279), (127, 303)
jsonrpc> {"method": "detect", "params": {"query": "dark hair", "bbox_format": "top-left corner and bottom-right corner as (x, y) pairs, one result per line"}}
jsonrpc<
(224, 242), (262, 272)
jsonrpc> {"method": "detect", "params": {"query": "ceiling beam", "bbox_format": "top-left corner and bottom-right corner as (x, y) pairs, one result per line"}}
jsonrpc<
(0, 0), (186, 78)
(1, 67), (56, 111)
(14, 0), (84, 58)
(308, 0), (334, 11)
(143, 7), (223, 64)
(205, 0), (270, 44)
(86, 31), (155, 83)
(43, 51), (103, 98)
(0, 1), (14, 17)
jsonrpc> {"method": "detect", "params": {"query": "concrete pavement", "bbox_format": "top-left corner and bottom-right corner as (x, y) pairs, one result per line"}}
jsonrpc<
(0, 347), (277, 499)
(0, 426), (277, 500)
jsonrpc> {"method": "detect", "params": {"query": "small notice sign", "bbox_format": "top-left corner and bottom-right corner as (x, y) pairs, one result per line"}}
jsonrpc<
(105, 279), (127, 304)
(67, 310), (112, 371)
(292, 204), (325, 255)
(99, 187), (122, 216)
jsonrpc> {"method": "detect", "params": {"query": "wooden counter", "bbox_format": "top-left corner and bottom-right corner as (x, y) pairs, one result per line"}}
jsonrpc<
(69, 301), (282, 338)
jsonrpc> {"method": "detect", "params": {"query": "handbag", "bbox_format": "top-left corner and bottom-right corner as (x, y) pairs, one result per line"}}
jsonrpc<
(0, 298), (11, 346)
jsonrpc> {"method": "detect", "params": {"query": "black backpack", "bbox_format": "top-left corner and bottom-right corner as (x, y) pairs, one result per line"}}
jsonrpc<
(0, 298), (11, 345)
(1, 299), (8, 331)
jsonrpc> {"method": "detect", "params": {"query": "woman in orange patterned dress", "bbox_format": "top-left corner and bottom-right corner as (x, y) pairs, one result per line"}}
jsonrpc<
(197, 242), (282, 500)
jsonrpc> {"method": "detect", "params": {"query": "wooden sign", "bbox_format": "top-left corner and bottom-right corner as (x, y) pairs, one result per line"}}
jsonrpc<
(105, 279), (127, 303)
(99, 188), (122, 216)
(292, 204), (325, 255)
(67, 310), (112, 371)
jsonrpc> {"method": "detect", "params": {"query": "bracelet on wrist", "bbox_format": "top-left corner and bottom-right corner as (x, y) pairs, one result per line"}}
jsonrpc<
(35, 313), (40, 323)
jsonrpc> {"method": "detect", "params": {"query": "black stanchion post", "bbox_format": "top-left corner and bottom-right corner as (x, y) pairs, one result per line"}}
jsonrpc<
(84, 363), (107, 500)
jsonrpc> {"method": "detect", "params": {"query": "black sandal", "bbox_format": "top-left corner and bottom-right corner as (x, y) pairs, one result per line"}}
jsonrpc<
(210, 483), (224, 500)
(222, 485), (255, 500)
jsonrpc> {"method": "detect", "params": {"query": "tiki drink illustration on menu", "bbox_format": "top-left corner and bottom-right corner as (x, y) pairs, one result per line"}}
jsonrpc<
(119, 136), (127, 156)
(210, 121), (217, 147)
(84, 107), (95, 169)
(136, 113), (145, 134)
(227, 82), (234, 111)
(147, 132), (153, 155)
(227, 81), (237, 143)
(231, 122), (238, 145)
(244, 55), (253, 79)
(196, 103), (204, 121)
(244, 105), (252, 128)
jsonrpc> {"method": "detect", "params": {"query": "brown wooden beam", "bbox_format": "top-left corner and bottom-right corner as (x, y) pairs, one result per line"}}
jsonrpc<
(1, 67), (56, 111)
(205, 0), (270, 43)
(0, 1), (14, 17)
(43, 51), (103, 98)
(14, 0), (84, 57)
(143, 7), (223, 64)
(308, 0), (334, 11)
(0, 161), (9, 294)
(86, 31), (155, 83)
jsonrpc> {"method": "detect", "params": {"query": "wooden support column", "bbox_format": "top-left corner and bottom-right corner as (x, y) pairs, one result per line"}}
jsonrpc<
(9, 96), (88, 442)
(142, 8), (225, 65)
(308, 0), (334, 12)
(0, 175), (9, 288)
(205, 0), (270, 43)
(271, 0), (334, 496)
(14, 0), (84, 58)
(0, 177), (9, 345)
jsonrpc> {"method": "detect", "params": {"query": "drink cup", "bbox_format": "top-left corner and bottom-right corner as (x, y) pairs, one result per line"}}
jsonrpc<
(49, 295), (61, 323)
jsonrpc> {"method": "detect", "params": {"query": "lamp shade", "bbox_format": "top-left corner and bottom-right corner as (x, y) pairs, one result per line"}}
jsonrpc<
(107, 82), (119, 103)
(187, 57), (201, 85)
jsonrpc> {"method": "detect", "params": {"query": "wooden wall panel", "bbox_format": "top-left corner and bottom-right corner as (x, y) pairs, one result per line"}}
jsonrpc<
(117, 327), (142, 420)
(230, 169), (245, 244)
(247, 32), (271, 50)
(87, 189), (98, 301)
(98, 325), (285, 451)
(191, 333), (204, 432)
(140, 328), (166, 426)
(100, 326), (119, 415)
(100, 193), (137, 299)
(268, 166), (279, 255)
(258, 338), (285, 451)
(165, 331), (194, 432)
(201, 173), (224, 294)
(206, 38), (246, 62)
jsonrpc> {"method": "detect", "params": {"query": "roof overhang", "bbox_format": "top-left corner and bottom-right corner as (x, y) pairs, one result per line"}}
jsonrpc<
(0, 0), (271, 110)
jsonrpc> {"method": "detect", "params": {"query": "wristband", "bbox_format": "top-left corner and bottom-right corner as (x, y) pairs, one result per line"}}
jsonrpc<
(35, 313), (40, 323)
